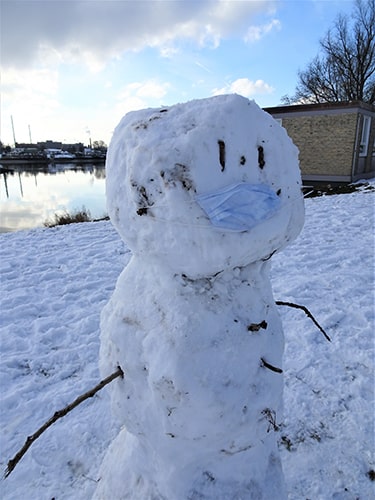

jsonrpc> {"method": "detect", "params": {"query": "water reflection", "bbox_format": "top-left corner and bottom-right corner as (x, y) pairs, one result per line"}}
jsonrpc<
(0, 164), (107, 233)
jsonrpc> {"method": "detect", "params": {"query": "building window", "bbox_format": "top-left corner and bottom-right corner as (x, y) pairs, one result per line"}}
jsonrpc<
(359, 115), (371, 156)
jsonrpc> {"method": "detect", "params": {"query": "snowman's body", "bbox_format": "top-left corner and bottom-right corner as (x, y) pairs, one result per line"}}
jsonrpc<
(94, 95), (304, 499)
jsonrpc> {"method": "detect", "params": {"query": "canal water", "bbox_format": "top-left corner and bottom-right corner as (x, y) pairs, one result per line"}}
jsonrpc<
(0, 164), (107, 233)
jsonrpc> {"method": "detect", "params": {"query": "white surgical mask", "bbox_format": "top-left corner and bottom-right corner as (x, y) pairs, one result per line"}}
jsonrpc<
(196, 183), (281, 232)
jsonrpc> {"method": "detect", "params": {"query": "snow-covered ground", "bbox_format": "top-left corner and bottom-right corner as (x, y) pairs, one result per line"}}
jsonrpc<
(0, 184), (374, 499)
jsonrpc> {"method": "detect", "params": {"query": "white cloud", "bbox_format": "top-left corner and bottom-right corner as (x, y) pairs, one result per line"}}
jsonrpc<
(2, 67), (59, 99)
(136, 81), (170, 100)
(1, 0), (277, 70)
(118, 80), (170, 101)
(113, 80), (171, 124)
(212, 78), (274, 98)
(115, 95), (147, 115)
(1, 67), (60, 133)
(159, 46), (180, 59)
(244, 19), (281, 43)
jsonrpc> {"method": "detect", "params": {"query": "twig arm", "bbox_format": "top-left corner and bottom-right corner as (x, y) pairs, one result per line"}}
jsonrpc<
(276, 300), (331, 342)
(4, 366), (124, 479)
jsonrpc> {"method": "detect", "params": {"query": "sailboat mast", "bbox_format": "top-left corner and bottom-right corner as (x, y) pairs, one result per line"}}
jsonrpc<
(11, 116), (16, 146)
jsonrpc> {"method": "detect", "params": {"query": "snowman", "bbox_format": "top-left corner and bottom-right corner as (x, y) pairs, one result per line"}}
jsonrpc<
(94, 94), (304, 499)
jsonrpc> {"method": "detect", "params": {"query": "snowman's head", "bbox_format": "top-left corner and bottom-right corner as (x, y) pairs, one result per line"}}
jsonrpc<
(106, 94), (304, 278)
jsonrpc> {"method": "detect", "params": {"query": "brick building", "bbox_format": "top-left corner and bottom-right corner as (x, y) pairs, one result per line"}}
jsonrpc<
(264, 101), (375, 184)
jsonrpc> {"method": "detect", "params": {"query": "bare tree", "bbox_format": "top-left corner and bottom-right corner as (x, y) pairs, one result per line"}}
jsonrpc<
(92, 140), (107, 149)
(283, 0), (375, 104)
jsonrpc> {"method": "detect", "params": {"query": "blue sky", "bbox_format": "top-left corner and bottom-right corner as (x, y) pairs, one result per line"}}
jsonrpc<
(1, 0), (354, 147)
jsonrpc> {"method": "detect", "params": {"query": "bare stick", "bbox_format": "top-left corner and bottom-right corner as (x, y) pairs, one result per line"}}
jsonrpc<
(4, 365), (124, 479)
(260, 357), (283, 373)
(276, 300), (331, 342)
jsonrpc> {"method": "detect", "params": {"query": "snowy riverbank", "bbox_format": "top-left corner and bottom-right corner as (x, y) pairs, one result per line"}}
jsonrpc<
(0, 185), (374, 499)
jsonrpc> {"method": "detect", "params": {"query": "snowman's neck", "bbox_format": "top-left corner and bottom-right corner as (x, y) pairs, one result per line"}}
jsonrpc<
(129, 255), (273, 296)
(183, 260), (271, 284)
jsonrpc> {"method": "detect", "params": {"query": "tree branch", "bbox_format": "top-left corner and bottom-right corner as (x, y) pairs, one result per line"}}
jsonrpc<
(4, 365), (124, 479)
(276, 301), (331, 342)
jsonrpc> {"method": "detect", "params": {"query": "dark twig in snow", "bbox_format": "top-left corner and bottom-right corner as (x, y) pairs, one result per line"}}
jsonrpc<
(4, 366), (124, 479)
(276, 300), (331, 342)
(260, 358), (283, 373)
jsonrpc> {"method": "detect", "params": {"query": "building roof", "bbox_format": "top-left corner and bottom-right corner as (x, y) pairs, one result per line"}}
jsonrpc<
(264, 100), (375, 115)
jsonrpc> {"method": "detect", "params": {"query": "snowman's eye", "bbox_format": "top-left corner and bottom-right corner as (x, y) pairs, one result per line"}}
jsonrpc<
(218, 140), (226, 172)
(258, 146), (265, 169)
